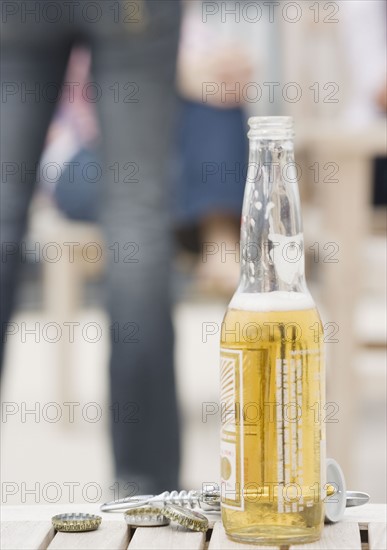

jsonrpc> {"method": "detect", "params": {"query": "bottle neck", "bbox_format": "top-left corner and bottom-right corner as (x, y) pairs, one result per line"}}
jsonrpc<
(238, 137), (307, 294)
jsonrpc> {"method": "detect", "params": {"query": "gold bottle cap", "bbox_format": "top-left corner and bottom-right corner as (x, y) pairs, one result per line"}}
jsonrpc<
(52, 513), (102, 532)
(163, 504), (209, 532)
(124, 506), (170, 527)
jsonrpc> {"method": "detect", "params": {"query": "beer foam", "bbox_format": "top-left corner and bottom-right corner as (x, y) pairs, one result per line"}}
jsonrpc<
(229, 291), (315, 312)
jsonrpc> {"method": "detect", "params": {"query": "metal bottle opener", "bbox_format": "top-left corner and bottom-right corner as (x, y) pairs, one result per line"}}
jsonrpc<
(100, 458), (369, 523)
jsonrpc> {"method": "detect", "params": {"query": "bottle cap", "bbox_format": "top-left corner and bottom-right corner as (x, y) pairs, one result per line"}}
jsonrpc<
(124, 506), (170, 527)
(325, 458), (347, 523)
(163, 504), (209, 532)
(52, 513), (102, 532)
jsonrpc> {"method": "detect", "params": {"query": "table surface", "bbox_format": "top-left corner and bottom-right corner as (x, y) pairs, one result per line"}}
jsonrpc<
(1, 503), (386, 550)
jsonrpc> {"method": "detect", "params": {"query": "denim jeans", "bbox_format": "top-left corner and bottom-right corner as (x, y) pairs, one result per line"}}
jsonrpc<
(0, 0), (181, 493)
(174, 99), (248, 227)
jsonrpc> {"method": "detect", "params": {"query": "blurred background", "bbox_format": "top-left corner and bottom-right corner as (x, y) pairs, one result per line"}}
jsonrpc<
(1, 0), (386, 506)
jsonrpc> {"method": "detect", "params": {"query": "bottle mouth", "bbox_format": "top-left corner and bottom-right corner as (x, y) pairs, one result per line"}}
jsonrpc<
(247, 116), (295, 140)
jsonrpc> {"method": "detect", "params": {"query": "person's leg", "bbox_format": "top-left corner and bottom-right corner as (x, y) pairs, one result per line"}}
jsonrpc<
(89, 1), (181, 493)
(0, 6), (72, 367)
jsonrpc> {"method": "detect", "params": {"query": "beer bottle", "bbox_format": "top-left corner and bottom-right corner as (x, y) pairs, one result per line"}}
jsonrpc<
(220, 117), (325, 544)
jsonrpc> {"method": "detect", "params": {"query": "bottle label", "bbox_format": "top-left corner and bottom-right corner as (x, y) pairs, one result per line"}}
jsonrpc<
(220, 346), (324, 513)
(220, 348), (244, 510)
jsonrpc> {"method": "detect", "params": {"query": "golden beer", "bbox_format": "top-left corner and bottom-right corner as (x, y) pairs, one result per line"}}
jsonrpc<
(220, 117), (326, 544)
(220, 292), (325, 544)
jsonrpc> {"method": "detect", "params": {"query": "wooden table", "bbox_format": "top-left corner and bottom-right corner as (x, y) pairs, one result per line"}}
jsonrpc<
(1, 504), (386, 549)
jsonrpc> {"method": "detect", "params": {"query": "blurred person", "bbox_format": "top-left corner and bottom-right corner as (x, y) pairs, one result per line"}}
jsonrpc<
(174, 0), (279, 295)
(0, 0), (181, 494)
(339, 0), (387, 206)
(340, 0), (386, 125)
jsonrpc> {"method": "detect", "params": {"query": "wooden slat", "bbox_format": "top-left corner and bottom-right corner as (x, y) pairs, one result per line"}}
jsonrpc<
(341, 505), (387, 524)
(369, 522), (387, 550)
(48, 521), (129, 549)
(1, 506), (385, 550)
(128, 525), (205, 550)
(1, 521), (54, 550)
(289, 522), (361, 550)
(208, 522), (279, 550)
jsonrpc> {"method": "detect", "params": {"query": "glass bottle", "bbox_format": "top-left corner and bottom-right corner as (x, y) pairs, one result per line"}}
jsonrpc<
(220, 117), (326, 545)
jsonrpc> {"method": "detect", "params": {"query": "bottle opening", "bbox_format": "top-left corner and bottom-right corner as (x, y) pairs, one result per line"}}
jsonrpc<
(248, 116), (295, 140)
